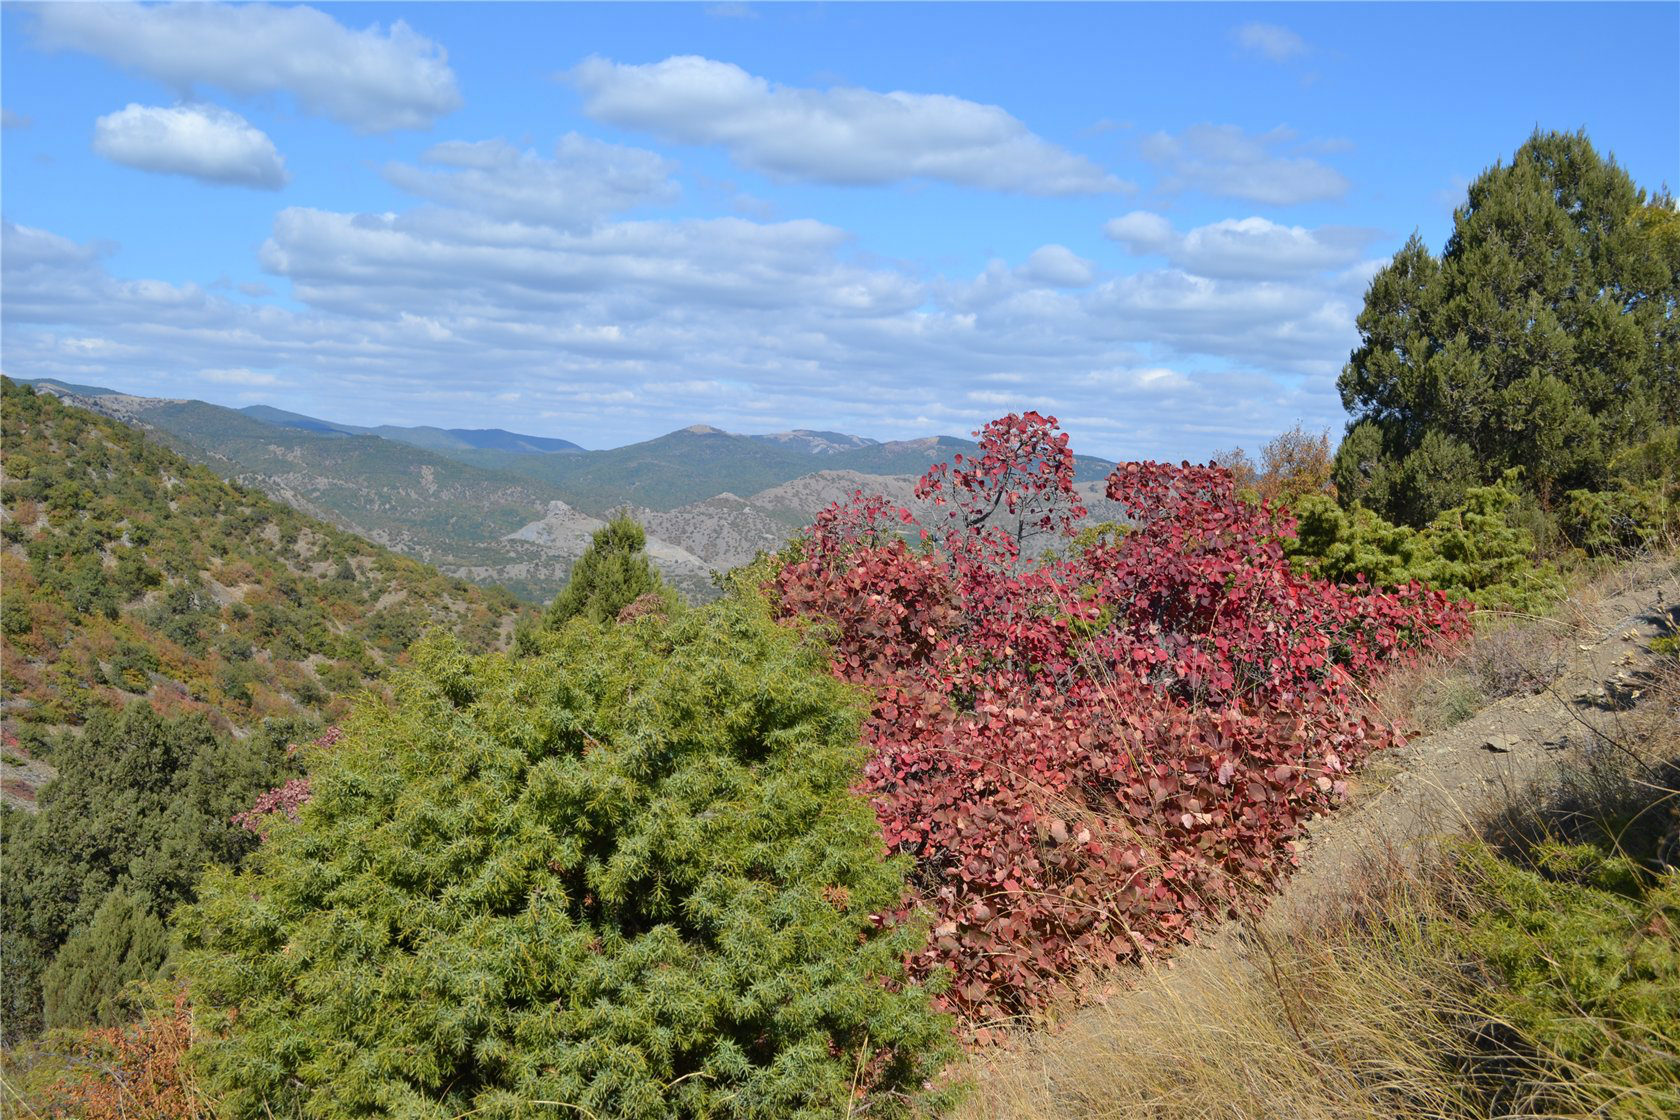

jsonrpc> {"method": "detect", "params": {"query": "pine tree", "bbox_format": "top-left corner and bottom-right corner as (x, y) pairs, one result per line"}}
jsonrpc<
(41, 891), (169, 1030)
(1335, 130), (1680, 525)
(0, 705), (300, 1041)
(544, 513), (676, 629)
(177, 598), (957, 1119)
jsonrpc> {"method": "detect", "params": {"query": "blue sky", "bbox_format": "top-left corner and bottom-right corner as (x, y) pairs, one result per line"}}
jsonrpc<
(3, 2), (1676, 458)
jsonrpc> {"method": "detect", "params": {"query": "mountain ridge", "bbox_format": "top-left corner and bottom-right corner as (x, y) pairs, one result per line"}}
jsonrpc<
(17, 378), (1119, 604)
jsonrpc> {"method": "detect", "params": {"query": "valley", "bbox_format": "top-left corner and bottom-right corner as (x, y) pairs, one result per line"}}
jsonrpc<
(19, 378), (1122, 603)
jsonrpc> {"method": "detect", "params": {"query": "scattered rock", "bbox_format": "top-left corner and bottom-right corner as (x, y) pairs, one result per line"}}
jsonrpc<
(1482, 734), (1520, 753)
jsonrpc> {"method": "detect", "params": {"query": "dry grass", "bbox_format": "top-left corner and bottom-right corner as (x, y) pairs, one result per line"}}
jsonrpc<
(956, 567), (1680, 1120)
(1373, 551), (1677, 738)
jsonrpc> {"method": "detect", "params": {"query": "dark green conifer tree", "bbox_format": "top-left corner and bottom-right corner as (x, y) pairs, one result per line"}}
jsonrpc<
(40, 890), (169, 1030)
(0, 705), (299, 1041)
(1336, 130), (1680, 525)
(544, 512), (676, 628)
(177, 599), (956, 1118)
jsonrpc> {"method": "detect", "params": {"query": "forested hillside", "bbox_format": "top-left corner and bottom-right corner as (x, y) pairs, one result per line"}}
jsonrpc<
(0, 376), (522, 748)
(0, 377), (528, 1042)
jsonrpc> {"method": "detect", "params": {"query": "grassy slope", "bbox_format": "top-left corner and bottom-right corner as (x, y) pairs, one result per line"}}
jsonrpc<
(0, 378), (526, 739)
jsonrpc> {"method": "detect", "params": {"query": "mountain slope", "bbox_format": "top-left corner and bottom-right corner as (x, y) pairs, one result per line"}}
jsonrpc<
(15, 379), (1118, 600)
(238, 404), (583, 455)
(449, 425), (828, 513)
(21, 386), (620, 601)
(0, 378), (526, 756)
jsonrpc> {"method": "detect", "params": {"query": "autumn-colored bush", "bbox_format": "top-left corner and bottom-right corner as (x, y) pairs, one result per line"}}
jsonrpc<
(1213, 423), (1336, 507)
(773, 413), (1470, 1022)
(29, 989), (208, 1120)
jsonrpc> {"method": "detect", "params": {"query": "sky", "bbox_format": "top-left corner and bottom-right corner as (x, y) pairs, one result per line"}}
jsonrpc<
(2, 2), (1676, 459)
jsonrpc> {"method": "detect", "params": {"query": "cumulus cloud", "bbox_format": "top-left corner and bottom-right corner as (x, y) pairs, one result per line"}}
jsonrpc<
(1141, 124), (1349, 205)
(1235, 23), (1307, 62)
(1, 197), (1359, 461)
(1104, 212), (1376, 279)
(383, 134), (678, 228)
(1018, 244), (1096, 287)
(28, 2), (459, 132)
(1102, 211), (1176, 254)
(567, 54), (1127, 195)
(93, 103), (288, 189)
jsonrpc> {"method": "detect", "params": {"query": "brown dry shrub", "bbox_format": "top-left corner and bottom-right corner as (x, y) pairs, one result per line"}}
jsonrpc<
(1213, 424), (1336, 508)
(615, 591), (671, 624)
(29, 989), (209, 1120)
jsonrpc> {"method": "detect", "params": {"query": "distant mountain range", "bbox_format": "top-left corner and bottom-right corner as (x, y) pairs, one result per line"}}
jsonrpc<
(17, 379), (1119, 603)
(238, 405), (587, 455)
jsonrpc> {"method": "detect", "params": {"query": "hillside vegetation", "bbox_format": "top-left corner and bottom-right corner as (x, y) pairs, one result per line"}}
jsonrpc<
(1, 378), (528, 1044)
(1, 377), (523, 738)
(1335, 130), (1679, 530)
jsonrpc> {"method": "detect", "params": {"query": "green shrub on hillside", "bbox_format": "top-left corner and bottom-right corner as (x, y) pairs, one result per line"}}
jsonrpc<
(40, 890), (170, 1031)
(1560, 427), (1680, 554)
(1291, 473), (1565, 611)
(177, 599), (956, 1119)
(544, 513), (679, 629)
(1442, 840), (1680, 1114)
(1, 705), (304, 1040)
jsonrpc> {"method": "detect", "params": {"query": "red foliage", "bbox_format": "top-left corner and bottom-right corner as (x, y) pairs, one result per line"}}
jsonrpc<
(916, 411), (1087, 553)
(773, 420), (1470, 1023)
(232, 726), (342, 836)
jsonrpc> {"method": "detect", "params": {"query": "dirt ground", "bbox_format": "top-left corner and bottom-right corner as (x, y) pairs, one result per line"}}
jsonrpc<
(1267, 558), (1678, 933)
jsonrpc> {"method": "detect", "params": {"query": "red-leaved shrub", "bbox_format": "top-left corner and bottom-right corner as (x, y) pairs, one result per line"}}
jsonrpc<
(773, 413), (1470, 1022)
(230, 726), (340, 835)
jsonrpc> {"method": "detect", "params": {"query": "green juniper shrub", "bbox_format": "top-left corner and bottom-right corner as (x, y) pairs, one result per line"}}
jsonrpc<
(1443, 840), (1680, 1115)
(0, 704), (303, 1041)
(177, 597), (957, 1119)
(544, 513), (680, 629)
(40, 890), (170, 1031)
(1290, 472), (1565, 612)
(1560, 427), (1680, 555)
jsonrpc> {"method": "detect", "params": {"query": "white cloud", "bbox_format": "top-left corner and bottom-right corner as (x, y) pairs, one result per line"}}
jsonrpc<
(1235, 23), (1307, 62)
(567, 54), (1127, 196)
(28, 2), (459, 132)
(383, 135), (678, 228)
(1, 199), (1360, 461)
(93, 103), (288, 189)
(1104, 212), (1376, 279)
(201, 367), (280, 386)
(1141, 124), (1349, 205)
(1102, 211), (1176, 254)
(1018, 244), (1096, 287)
